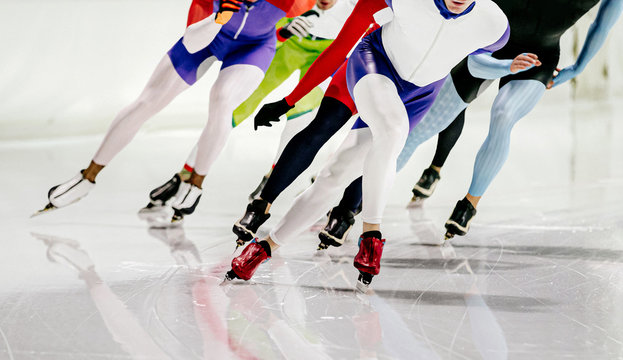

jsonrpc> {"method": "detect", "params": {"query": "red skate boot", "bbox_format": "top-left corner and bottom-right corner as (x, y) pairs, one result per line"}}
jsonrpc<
(353, 231), (385, 292)
(225, 240), (272, 281)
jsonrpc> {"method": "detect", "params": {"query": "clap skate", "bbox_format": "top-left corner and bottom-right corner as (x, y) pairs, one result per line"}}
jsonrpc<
(407, 167), (440, 208)
(224, 240), (271, 282)
(32, 171), (95, 217)
(170, 182), (202, 224)
(444, 198), (477, 240)
(232, 199), (271, 249)
(353, 231), (385, 292)
(138, 173), (181, 223)
(317, 205), (355, 250)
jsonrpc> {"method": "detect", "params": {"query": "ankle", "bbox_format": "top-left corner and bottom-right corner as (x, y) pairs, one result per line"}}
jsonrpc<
(264, 237), (279, 252)
(188, 171), (204, 189)
(430, 165), (441, 174)
(465, 194), (480, 208)
(83, 161), (103, 183)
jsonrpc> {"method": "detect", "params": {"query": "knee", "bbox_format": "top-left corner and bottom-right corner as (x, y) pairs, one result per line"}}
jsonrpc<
(490, 103), (520, 133)
(371, 119), (409, 151)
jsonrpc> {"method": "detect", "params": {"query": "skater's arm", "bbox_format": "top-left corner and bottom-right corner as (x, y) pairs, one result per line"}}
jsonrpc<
(467, 52), (541, 79)
(186, 0), (214, 26)
(549, 0), (623, 88)
(183, 0), (242, 53)
(285, 0), (388, 105)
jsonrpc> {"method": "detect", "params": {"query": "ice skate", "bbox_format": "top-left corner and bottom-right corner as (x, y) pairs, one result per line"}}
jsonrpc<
(318, 205), (355, 250)
(232, 199), (271, 249)
(407, 167), (440, 208)
(444, 198), (477, 240)
(224, 240), (271, 282)
(33, 171), (95, 217)
(248, 173), (270, 201)
(138, 173), (181, 222)
(353, 231), (385, 292)
(170, 182), (202, 224)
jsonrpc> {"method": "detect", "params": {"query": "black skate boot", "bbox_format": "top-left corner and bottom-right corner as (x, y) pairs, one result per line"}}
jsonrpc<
(232, 199), (271, 248)
(138, 174), (182, 222)
(248, 173), (270, 201)
(444, 198), (477, 240)
(409, 167), (441, 207)
(318, 206), (355, 250)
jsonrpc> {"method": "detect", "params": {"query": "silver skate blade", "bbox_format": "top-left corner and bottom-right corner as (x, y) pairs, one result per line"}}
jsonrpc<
(406, 197), (425, 209)
(355, 280), (370, 294)
(30, 203), (57, 218)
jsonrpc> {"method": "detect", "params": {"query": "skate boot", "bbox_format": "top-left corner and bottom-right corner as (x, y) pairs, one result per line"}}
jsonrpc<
(33, 171), (95, 217)
(225, 240), (271, 281)
(248, 173), (270, 201)
(408, 167), (440, 207)
(138, 174), (181, 222)
(353, 231), (385, 292)
(232, 199), (271, 248)
(444, 198), (477, 240)
(318, 206), (355, 250)
(170, 182), (202, 223)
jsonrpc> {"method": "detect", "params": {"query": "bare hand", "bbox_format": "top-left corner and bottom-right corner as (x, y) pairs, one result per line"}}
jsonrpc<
(510, 53), (541, 73)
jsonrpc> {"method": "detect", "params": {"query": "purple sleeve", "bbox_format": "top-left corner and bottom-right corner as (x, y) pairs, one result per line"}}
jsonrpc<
(385, 0), (392, 9)
(470, 23), (510, 55)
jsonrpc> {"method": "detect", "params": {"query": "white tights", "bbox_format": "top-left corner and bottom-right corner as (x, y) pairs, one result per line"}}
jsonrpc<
(92, 56), (264, 178)
(270, 74), (410, 244)
(93, 55), (190, 165)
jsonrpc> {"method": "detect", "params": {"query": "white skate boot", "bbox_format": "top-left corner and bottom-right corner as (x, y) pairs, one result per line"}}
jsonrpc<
(32, 171), (95, 217)
(170, 182), (202, 224)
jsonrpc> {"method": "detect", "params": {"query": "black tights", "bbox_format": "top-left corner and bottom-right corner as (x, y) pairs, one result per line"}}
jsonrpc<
(431, 109), (466, 168)
(260, 97), (353, 204)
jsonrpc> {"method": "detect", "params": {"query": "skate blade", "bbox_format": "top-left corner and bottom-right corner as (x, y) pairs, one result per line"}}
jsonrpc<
(30, 203), (57, 218)
(232, 242), (243, 255)
(444, 231), (455, 241)
(407, 197), (426, 209)
(355, 280), (370, 293)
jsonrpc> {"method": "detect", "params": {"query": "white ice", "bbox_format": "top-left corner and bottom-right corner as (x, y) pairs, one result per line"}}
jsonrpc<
(1, 95), (622, 360)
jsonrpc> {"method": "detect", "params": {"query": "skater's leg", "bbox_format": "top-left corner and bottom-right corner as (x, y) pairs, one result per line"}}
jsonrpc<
(466, 80), (545, 204)
(353, 74), (409, 230)
(231, 41), (303, 125)
(267, 129), (372, 248)
(431, 109), (466, 169)
(271, 108), (317, 165)
(88, 55), (192, 180)
(338, 177), (363, 213)
(395, 76), (468, 172)
(191, 64), (265, 178)
(259, 96), (353, 203)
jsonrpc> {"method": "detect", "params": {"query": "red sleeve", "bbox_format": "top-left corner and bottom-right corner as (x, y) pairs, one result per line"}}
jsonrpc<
(187, 0), (215, 27)
(267, 0), (315, 17)
(284, 0), (388, 105)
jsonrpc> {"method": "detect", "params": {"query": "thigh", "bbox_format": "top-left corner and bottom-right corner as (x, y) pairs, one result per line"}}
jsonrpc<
(167, 37), (220, 85)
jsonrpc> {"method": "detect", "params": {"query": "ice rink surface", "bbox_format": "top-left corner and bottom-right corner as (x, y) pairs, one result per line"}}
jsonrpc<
(1, 96), (623, 359)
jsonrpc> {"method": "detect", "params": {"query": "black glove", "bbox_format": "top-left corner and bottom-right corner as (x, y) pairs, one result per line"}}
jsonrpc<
(254, 98), (295, 130)
(219, 0), (242, 13)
